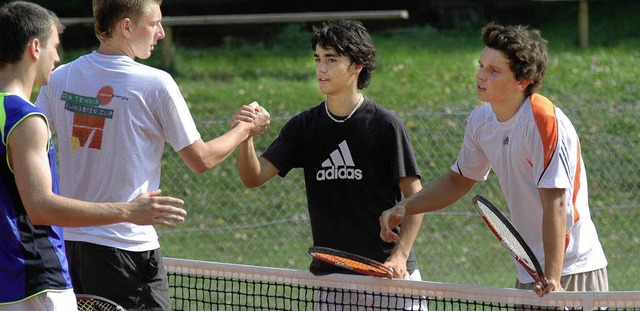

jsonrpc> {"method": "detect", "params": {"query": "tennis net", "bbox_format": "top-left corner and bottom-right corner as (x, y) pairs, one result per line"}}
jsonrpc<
(165, 257), (639, 310)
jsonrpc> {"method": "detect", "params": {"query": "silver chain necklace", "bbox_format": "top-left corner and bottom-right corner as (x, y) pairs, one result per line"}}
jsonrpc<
(324, 94), (364, 123)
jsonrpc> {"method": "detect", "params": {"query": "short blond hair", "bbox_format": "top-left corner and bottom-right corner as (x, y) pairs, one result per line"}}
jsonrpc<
(92, 0), (162, 41)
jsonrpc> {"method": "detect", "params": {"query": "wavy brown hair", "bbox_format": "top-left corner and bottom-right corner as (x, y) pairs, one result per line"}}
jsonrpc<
(482, 22), (548, 96)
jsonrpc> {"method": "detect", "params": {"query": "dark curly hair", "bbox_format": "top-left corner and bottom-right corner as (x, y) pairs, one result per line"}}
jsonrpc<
(481, 23), (548, 96)
(311, 19), (377, 90)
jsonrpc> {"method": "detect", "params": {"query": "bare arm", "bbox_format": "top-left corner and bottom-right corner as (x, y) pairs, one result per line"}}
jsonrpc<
(380, 170), (475, 242)
(385, 176), (423, 278)
(179, 103), (270, 174)
(10, 116), (186, 227)
(535, 187), (567, 297)
(235, 103), (278, 187)
(236, 136), (279, 188)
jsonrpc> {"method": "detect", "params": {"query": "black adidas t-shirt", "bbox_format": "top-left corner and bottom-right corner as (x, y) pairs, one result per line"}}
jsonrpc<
(262, 98), (422, 275)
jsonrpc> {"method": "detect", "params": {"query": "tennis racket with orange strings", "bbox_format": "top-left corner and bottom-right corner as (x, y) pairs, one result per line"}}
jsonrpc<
(308, 246), (394, 278)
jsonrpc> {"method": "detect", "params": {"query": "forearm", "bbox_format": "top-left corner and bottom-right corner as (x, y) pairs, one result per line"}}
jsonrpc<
(182, 124), (251, 173)
(393, 213), (423, 260)
(237, 138), (263, 187)
(403, 171), (474, 216)
(26, 194), (129, 227)
(540, 188), (566, 282)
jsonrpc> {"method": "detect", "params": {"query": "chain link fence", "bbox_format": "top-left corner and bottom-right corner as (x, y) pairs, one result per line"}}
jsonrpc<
(157, 103), (639, 290)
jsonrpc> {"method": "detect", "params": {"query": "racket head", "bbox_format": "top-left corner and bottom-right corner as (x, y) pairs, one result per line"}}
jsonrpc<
(308, 246), (394, 278)
(472, 194), (548, 287)
(76, 294), (126, 311)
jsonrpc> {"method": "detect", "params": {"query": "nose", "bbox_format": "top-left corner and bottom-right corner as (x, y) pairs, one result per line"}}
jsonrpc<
(157, 23), (166, 40)
(54, 50), (61, 65)
(316, 61), (327, 73)
(476, 68), (486, 81)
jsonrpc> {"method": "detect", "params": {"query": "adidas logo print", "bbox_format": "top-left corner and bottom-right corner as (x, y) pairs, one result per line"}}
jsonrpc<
(316, 140), (363, 181)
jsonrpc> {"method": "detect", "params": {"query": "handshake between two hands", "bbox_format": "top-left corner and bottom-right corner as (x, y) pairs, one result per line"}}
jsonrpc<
(232, 101), (271, 137)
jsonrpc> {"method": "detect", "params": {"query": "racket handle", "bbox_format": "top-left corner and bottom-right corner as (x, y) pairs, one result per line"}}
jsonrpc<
(540, 277), (549, 290)
(249, 101), (259, 109)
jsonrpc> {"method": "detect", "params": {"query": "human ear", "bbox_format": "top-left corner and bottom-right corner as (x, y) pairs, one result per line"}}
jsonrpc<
(120, 18), (133, 38)
(28, 39), (41, 61)
(517, 79), (531, 91)
(353, 62), (364, 74)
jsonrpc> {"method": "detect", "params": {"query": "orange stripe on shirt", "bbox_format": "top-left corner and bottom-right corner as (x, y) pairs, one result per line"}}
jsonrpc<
(564, 142), (582, 251)
(532, 94), (581, 250)
(531, 94), (558, 173)
(572, 142), (582, 224)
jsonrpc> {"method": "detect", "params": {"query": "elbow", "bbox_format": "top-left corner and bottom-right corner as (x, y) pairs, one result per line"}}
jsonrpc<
(187, 158), (215, 174)
(26, 208), (51, 226)
(241, 178), (262, 188)
(239, 173), (266, 188)
(190, 164), (209, 174)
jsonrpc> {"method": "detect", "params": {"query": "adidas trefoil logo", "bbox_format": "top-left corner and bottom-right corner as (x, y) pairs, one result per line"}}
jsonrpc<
(316, 140), (363, 181)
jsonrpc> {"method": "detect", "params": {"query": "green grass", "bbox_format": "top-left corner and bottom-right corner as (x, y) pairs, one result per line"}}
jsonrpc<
(59, 1), (640, 291)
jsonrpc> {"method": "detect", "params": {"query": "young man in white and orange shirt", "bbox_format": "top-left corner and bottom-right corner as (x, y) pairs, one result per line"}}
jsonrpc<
(379, 23), (608, 297)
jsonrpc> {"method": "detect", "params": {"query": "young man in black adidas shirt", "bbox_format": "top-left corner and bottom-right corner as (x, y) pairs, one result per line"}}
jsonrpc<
(236, 20), (425, 307)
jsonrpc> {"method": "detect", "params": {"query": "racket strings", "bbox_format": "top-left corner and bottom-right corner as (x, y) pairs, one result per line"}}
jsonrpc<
(314, 253), (391, 277)
(478, 205), (538, 273)
(77, 298), (124, 311)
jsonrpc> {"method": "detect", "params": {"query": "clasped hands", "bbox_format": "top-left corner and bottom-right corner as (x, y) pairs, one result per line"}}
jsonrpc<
(232, 101), (271, 137)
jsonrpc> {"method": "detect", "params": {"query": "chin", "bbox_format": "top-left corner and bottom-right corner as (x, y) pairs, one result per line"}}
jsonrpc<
(476, 93), (487, 102)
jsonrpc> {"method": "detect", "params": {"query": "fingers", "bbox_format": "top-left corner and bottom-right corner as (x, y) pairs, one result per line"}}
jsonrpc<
(379, 214), (400, 242)
(233, 107), (257, 123)
(146, 205), (187, 227)
(391, 266), (405, 279)
(383, 259), (406, 279)
(534, 279), (562, 297)
(153, 208), (187, 227)
(231, 102), (271, 137)
(151, 195), (185, 207)
(379, 205), (405, 242)
(133, 190), (187, 226)
(380, 226), (399, 242)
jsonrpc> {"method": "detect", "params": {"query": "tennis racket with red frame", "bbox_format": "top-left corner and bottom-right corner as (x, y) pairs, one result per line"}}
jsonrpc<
(308, 246), (394, 278)
(472, 194), (549, 288)
(76, 294), (126, 311)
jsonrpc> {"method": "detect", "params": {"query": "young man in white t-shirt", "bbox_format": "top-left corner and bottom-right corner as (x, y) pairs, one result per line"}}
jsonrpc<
(379, 23), (608, 298)
(35, 0), (269, 309)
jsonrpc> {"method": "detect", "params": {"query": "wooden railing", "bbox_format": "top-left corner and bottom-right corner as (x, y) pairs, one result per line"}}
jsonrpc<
(60, 10), (409, 69)
(531, 0), (591, 49)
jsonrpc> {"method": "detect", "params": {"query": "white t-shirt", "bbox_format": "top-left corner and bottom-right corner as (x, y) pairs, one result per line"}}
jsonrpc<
(452, 94), (607, 283)
(36, 51), (200, 251)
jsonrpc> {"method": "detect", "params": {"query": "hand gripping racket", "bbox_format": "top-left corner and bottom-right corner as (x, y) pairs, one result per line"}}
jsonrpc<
(308, 246), (394, 278)
(472, 194), (549, 288)
(76, 294), (126, 311)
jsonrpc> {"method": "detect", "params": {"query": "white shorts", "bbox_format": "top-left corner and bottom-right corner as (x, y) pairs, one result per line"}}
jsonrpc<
(0, 290), (77, 311)
(316, 269), (428, 311)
